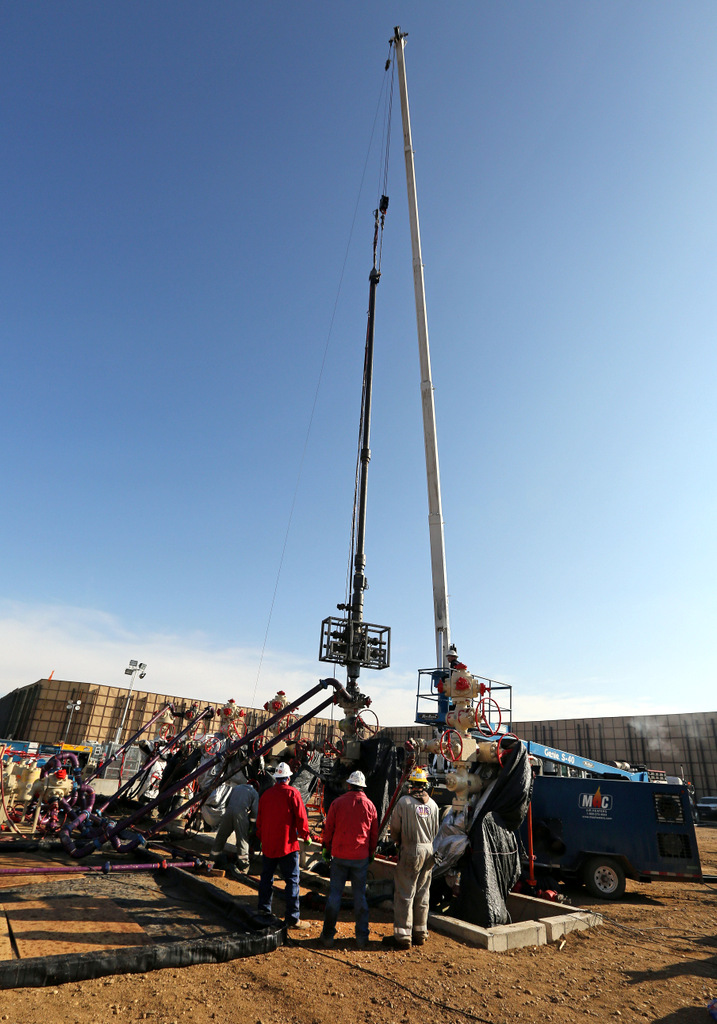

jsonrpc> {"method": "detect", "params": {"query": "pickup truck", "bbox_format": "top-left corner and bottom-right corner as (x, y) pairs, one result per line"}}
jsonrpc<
(696, 795), (717, 821)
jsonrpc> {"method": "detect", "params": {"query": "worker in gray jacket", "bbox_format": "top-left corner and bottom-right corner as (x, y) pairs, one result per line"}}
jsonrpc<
(210, 780), (259, 875)
(383, 766), (439, 949)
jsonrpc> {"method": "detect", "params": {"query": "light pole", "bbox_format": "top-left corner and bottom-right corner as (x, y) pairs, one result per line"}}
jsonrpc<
(114, 660), (147, 745)
(63, 699), (82, 743)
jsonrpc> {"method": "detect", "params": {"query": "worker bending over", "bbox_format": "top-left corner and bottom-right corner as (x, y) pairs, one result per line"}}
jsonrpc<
(384, 766), (439, 949)
(320, 770), (378, 949)
(210, 778), (258, 875)
(256, 762), (312, 930)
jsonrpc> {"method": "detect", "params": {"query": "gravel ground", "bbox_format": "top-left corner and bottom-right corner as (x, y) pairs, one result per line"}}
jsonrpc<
(0, 826), (715, 1024)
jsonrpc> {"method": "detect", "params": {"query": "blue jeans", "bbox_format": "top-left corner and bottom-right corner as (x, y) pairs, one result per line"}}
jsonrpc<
(258, 850), (301, 925)
(321, 856), (370, 942)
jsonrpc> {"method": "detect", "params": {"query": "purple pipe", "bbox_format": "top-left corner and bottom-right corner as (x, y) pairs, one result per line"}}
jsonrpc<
(98, 707), (213, 815)
(59, 782), (95, 818)
(59, 809), (92, 855)
(85, 704), (175, 784)
(147, 691), (339, 836)
(103, 694), (341, 856)
(66, 678), (344, 858)
(41, 752), (80, 779)
(100, 681), (337, 844)
(0, 860), (201, 876)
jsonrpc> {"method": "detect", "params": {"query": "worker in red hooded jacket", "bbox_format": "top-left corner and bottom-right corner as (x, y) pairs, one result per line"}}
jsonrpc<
(255, 761), (311, 930)
(319, 770), (378, 949)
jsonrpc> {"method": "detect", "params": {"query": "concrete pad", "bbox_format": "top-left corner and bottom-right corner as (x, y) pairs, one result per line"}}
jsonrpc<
(539, 911), (602, 943)
(428, 911), (547, 951)
(427, 893), (602, 952)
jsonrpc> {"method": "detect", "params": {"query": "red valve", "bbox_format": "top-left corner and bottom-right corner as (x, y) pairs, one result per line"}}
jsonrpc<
(439, 728), (463, 763)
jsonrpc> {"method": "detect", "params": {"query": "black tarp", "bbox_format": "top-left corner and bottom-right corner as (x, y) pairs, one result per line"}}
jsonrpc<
(291, 751), (322, 805)
(322, 736), (404, 825)
(455, 742), (533, 928)
(0, 863), (284, 989)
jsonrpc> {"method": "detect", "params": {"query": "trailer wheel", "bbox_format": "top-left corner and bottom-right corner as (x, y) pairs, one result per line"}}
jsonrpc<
(583, 857), (626, 899)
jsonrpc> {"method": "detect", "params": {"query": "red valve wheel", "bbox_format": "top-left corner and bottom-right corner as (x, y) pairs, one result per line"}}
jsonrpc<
(439, 728), (464, 763)
(229, 718), (247, 740)
(496, 732), (519, 767)
(355, 709), (379, 737)
(281, 714), (300, 742)
(476, 696), (502, 736)
(323, 736), (345, 757)
(204, 735), (222, 755)
(190, 719), (212, 740)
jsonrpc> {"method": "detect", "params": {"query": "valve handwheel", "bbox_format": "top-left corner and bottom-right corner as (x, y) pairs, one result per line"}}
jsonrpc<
(439, 728), (463, 763)
(204, 735), (222, 755)
(476, 695), (502, 736)
(281, 714), (300, 742)
(496, 732), (518, 767)
(229, 718), (247, 740)
(323, 736), (345, 757)
(355, 709), (379, 737)
(190, 719), (211, 741)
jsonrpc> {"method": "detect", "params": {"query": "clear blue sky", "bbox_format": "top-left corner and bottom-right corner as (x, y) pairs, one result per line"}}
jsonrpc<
(2, 3), (715, 726)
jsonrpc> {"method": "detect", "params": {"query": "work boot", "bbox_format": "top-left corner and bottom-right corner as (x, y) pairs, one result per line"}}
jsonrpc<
(286, 920), (311, 931)
(356, 936), (368, 949)
(320, 933), (334, 948)
(381, 935), (411, 949)
(412, 932), (427, 946)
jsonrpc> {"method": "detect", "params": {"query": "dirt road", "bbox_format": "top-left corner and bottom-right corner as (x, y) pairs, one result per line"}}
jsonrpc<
(1, 828), (715, 1024)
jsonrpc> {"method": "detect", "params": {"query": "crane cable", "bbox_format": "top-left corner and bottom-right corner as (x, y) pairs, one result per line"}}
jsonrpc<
(343, 46), (395, 627)
(252, 46), (395, 706)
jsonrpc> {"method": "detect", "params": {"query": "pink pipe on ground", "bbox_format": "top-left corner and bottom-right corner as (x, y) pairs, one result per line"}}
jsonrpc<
(0, 859), (201, 875)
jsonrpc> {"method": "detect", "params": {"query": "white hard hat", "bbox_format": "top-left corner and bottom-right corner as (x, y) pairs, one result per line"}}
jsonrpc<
(273, 762), (292, 779)
(347, 770), (367, 788)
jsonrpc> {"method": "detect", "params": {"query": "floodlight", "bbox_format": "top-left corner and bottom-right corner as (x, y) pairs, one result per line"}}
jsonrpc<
(115, 659), (148, 743)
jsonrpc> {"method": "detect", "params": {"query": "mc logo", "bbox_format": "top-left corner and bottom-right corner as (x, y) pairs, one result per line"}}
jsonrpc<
(579, 787), (613, 811)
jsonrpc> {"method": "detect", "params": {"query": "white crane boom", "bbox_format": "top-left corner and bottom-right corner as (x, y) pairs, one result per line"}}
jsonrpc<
(393, 26), (451, 669)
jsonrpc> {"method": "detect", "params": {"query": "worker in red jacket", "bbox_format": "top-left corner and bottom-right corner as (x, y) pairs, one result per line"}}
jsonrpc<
(255, 762), (312, 930)
(319, 770), (378, 949)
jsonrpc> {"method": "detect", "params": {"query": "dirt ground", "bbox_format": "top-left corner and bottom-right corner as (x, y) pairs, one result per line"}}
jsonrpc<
(0, 828), (715, 1024)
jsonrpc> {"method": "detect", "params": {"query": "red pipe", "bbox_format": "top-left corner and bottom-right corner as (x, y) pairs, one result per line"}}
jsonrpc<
(526, 801), (537, 888)
(376, 753), (416, 841)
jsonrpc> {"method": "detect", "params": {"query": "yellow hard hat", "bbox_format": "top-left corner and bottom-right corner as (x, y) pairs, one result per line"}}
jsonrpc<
(408, 767), (429, 785)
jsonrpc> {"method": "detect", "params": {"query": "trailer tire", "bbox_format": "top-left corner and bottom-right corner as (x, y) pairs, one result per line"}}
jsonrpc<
(583, 857), (626, 900)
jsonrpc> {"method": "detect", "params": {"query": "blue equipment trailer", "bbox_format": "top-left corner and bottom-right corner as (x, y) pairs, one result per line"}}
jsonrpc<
(522, 741), (702, 899)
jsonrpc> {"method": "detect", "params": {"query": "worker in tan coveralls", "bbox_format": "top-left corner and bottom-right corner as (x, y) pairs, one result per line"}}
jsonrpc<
(382, 766), (439, 949)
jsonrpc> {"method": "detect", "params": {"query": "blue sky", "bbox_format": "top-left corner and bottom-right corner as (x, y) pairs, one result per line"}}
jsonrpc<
(1, 3), (715, 727)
